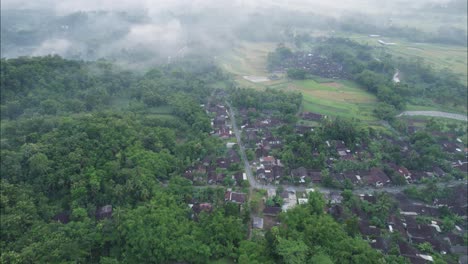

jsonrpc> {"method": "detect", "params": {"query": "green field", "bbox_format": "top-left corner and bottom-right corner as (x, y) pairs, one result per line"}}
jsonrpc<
(285, 79), (379, 121)
(218, 37), (466, 121)
(347, 34), (468, 84)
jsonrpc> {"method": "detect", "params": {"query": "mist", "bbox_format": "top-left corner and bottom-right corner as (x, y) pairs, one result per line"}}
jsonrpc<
(1, 0), (466, 67)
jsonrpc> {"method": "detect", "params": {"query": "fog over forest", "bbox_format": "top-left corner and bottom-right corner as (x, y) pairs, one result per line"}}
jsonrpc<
(2, 0), (466, 67)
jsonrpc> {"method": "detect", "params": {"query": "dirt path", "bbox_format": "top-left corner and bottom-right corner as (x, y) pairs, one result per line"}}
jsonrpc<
(397, 111), (467, 121)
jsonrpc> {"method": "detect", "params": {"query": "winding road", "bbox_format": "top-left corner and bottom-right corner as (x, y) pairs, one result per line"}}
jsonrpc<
(397, 111), (467, 122)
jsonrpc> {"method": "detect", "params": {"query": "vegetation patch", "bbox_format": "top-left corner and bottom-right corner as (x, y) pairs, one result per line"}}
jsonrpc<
(289, 79), (378, 121)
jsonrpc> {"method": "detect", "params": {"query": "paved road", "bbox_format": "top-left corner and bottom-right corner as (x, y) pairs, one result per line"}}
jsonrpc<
(397, 111), (467, 122)
(225, 101), (256, 189)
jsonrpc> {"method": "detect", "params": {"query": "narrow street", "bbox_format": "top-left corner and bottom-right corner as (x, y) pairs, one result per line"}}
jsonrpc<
(225, 101), (256, 193)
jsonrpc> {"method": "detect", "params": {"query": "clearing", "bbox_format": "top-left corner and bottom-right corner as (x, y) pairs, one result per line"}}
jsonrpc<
(281, 79), (379, 121)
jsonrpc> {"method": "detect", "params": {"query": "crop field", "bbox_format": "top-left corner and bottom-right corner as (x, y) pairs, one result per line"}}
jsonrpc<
(274, 79), (379, 121)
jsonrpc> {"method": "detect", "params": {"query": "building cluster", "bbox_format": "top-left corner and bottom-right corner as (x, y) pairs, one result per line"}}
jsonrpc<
(273, 52), (353, 79)
(354, 187), (466, 264)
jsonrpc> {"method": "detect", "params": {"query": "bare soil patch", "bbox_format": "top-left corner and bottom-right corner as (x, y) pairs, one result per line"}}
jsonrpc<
(243, 75), (270, 83)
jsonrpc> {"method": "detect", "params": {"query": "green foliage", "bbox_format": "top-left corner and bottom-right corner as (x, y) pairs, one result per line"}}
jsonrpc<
(230, 88), (302, 122)
(276, 237), (309, 264)
(267, 45), (293, 71)
(287, 68), (308, 80)
(272, 192), (385, 264)
(267, 38), (467, 112)
(0, 56), (398, 263)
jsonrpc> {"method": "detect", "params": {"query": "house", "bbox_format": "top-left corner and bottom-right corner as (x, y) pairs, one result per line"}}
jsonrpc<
(291, 167), (308, 178)
(365, 168), (391, 187)
(439, 140), (462, 153)
(370, 237), (390, 253)
(207, 169), (217, 184)
(227, 149), (241, 164)
(343, 171), (364, 185)
(359, 221), (381, 238)
(213, 115), (227, 127)
(260, 156), (276, 166)
(253, 217), (264, 229)
(233, 172), (245, 185)
(255, 146), (270, 159)
(397, 241), (433, 264)
(407, 224), (437, 240)
(412, 237), (451, 254)
(216, 158), (229, 169)
(225, 191), (246, 204)
(272, 165), (283, 180)
(216, 126), (231, 139)
(387, 215), (408, 240)
(308, 170), (322, 183)
(398, 241), (419, 256)
(263, 206), (282, 216)
(291, 167), (308, 183)
(245, 130), (258, 143)
(409, 171), (427, 183)
(295, 125), (313, 135)
(96, 205), (112, 220)
(256, 168), (266, 180)
(389, 163), (412, 182)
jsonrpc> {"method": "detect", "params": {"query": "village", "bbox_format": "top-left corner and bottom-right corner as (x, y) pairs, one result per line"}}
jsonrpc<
(178, 88), (468, 264)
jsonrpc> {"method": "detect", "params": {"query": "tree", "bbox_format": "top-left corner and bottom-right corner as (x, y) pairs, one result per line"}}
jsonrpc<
(287, 68), (307, 80)
(344, 216), (360, 237)
(310, 254), (334, 264)
(276, 237), (309, 264)
(28, 153), (50, 177)
(308, 191), (326, 215)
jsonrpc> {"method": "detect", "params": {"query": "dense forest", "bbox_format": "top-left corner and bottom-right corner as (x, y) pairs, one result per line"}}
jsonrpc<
(0, 56), (404, 263)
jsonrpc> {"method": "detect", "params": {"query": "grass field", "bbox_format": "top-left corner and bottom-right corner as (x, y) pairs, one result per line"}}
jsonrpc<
(282, 79), (379, 121)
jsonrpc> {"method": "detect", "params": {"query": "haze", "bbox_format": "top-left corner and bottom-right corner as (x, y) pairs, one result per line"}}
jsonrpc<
(1, 0), (466, 67)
